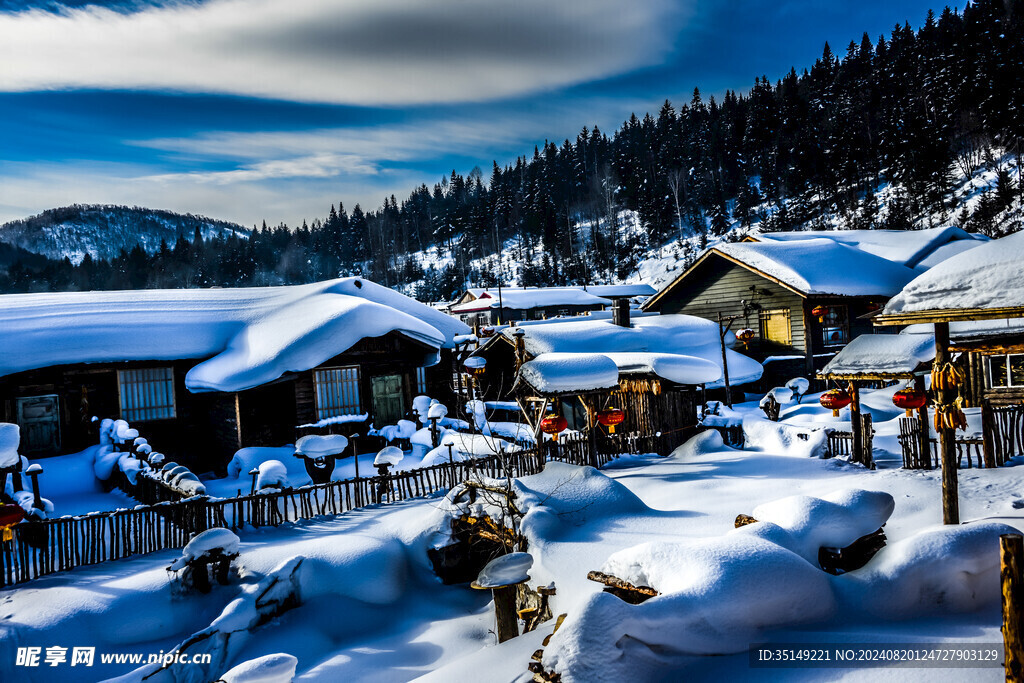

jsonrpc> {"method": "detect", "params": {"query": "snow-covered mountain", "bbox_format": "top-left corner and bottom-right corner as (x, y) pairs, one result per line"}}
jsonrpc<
(0, 204), (248, 264)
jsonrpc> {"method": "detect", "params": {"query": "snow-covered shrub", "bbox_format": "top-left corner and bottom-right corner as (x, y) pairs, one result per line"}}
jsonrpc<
(256, 460), (289, 492)
(427, 400), (448, 420)
(373, 420), (417, 442)
(294, 434), (349, 458)
(786, 377), (810, 403)
(412, 395), (433, 424)
(220, 654), (298, 683)
(373, 446), (404, 468)
(169, 528), (241, 572)
(742, 415), (828, 458)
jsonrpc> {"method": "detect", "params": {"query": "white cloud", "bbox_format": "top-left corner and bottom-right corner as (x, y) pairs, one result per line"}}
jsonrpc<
(0, 0), (684, 104)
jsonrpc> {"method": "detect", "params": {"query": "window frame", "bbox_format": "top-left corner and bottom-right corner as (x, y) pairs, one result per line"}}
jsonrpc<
(313, 365), (362, 421)
(988, 353), (1024, 389)
(117, 367), (177, 422)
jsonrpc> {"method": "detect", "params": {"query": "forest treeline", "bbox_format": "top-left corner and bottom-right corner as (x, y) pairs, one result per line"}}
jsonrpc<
(2, 0), (1022, 300)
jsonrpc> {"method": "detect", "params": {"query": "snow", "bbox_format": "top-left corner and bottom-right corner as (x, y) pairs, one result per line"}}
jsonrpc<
(426, 401), (449, 420)
(0, 277), (470, 393)
(294, 434), (349, 458)
(602, 351), (722, 384)
(182, 528), (240, 560)
(756, 227), (987, 271)
(373, 446), (404, 467)
(882, 230), (1024, 316)
(220, 654), (298, 683)
(821, 333), (936, 377)
(715, 238), (919, 296)
(422, 433), (511, 466)
(296, 413), (367, 429)
(786, 376), (810, 399)
(256, 460), (289, 492)
(0, 423), (19, 467)
(450, 287), (613, 313)
(501, 314), (762, 388)
(519, 353), (620, 393)
(474, 552), (533, 588)
(372, 419), (417, 442)
(742, 415), (829, 458)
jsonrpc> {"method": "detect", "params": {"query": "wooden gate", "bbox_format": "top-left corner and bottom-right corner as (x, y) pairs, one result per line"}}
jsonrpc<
(371, 374), (404, 425)
(15, 395), (61, 455)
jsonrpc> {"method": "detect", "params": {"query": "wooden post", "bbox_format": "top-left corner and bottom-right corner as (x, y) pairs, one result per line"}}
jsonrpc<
(914, 374), (932, 469)
(718, 313), (732, 408)
(849, 382), (863, 465)
(493, 584), (520, 643)
(860, 412), (874, 470)
(982, 400), (997, 469)
(934, 321), (960, 525)
(1002, 534), (1024, 682)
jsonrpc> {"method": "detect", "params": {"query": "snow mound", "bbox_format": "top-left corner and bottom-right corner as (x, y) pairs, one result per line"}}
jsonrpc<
(838, 521), (1017, 618)
(220, 654), (298, 683)
(475, 552), (533, 588)
(747, 489), (895, 563)
(426, 401), (448, 420)
(373, 446), (404, 467)
(786, 377), (810, 399)
(668, 429), (725, 459)
(742, 415), (828, 458)
(294, 434), (349, 458)
(422, 434), (510, 466)
(544, 535), (836, 679)
(227, 447), (302, 481)
(375, 419), (417, 442)
(256, 460), (289, 492)
(184, 528), (240, 559)
(0, 423), (19, 467)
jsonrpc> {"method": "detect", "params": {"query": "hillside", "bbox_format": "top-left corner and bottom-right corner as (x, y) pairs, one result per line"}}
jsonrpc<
(0, 204), (248, 264)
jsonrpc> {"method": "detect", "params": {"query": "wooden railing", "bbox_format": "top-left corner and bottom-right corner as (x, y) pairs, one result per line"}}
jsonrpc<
(898, 415), (1004, 469)
(826, 430), (853, 458)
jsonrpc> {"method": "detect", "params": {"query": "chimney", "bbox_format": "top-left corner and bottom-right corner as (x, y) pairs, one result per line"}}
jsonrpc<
(612, 298), (631, 327)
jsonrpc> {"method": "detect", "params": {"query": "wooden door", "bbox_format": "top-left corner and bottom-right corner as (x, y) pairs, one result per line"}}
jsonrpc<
(372, 375), (405, 426)
(16, 395), (61, 455)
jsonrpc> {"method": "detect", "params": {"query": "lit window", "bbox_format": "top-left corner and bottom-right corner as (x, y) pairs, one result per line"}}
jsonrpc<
(820, 305), (849, 347)
(313, 366), (361, 420)
(118, 368), (176, 421)
(759, 308), (792, 346)
(988, 354), (1024, 388)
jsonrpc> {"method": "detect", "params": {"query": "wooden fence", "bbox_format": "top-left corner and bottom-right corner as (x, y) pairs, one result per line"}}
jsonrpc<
(2, 433), (629, 588)
(898, 408), (1021, 470)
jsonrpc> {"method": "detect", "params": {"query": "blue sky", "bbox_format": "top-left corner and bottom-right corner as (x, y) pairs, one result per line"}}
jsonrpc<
(0, 0), (945, 228)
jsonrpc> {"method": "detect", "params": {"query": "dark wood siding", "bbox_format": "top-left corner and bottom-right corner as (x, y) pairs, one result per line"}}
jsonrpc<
(653, 257), (807, 357)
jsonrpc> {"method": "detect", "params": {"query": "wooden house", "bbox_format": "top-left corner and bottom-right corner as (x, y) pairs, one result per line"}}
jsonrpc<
(448, 284), (654, 327)
(873, 230), (1024, 524)
(468, 307), (763, 453)
(642, 228), (987, 387)
(0, 278), (470, 471)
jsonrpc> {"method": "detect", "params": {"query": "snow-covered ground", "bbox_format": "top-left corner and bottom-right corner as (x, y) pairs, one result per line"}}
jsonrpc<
(3, 381), (1020, 682)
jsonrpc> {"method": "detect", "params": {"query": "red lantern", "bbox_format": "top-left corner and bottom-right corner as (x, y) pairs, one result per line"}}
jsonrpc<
(597, 408), (625, 434)
(463, 357), (486, 377)
(892, 387), (927, 417)
(819, 388), (851, 417)
(736, 328), (755, 349)
(811, 305), (829, 322)
(0, 504), (24, 542)
(540, 415), (568, 441)
(865, 301), (881, 313)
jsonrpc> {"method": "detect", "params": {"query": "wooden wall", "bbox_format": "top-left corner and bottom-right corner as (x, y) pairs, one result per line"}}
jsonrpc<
(650, 257), (807, 358)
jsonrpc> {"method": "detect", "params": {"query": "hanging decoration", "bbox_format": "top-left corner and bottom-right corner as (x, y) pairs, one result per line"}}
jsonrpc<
(892, 387), (927, 417)
(540, 415), (568, 441)
(736, 328), (755, 349)
(819, 388), (851, 417)
(0, 504), (24, 543)
(597, 408), (625, 434)
(865, 301), (882, 313)
(463, 356), (487, 377)
(930, 361), (964, 391)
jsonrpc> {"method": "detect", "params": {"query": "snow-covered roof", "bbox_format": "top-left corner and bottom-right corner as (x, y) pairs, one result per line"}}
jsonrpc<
(0, 278), (471, 393)
(450, 288), (612, 313)
(754, 227), (988, 271)
(715, 238), (919, 297)
(902, 318), (1024, 342)
(500, 314), (763, 389)
(459, 284), (653, 304)
(878, 231), (1024, 322)
(519, 353), (621, 393)
(819, 334), (935, 378)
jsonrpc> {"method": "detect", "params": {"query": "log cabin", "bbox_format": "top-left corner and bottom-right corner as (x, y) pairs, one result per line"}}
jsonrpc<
(467, 305), (763, 453)
(642, 228), (988, 388)
(0, 278), (470, 472)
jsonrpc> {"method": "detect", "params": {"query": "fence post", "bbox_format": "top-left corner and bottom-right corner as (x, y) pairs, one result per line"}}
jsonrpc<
(1002, 534), (1023, 682)
(860, 413), (874, 470)
(982, 401), (997, 469)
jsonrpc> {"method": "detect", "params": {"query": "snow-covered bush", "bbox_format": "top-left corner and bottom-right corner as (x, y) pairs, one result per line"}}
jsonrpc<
(256, 460), (289, 492)
(742, 415), (828, 458)
(294, 434), (349, 458)
(373, 446), (404, 468)
(786, 377), (810, 403)
(169, 528), (241, 572)
(0, 423), (20, 468)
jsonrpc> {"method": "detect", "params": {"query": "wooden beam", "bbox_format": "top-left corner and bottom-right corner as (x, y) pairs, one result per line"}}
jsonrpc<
(850, 382), (864, 465)
(874, 306), (1024, 327)
(934, 321), (960, 525)
(1003, 534), (1024, 682)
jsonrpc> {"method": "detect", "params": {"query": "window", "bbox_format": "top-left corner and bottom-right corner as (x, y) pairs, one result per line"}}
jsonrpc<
(759, 308), (792, 346)
(118, 368), (176, 421)
(988, 354), (1024, 388)
(313, 366), (361, 420)
(558, 308), (570, 318)
(820, 305), (849, 347)
(415, 366), (428, 395)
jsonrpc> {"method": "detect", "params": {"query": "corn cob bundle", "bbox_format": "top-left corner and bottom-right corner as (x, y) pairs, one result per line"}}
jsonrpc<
(930, 361), (965, 391)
